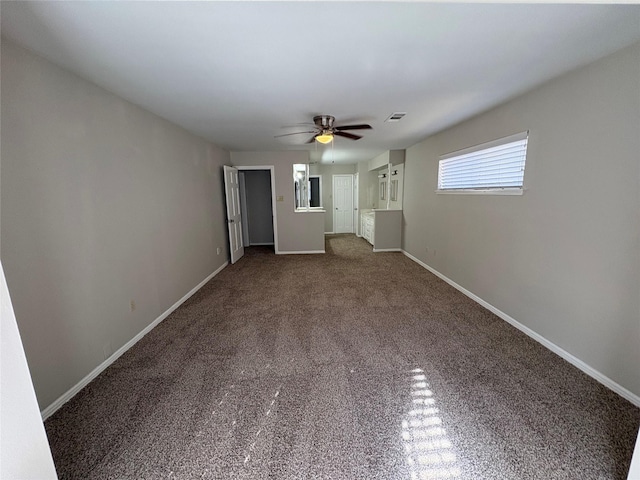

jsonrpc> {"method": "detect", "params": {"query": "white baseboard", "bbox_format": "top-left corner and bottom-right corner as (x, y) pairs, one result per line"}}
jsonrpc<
(248, 242), (274, 246)
(41, 262), (229, 420)
(373, 248), (402, 252)
(324, 232), (335, 235)
(402, 250), (640, 408)
(277, 250), (325, 255)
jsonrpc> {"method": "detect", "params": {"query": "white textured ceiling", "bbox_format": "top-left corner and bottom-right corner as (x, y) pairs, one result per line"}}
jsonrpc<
(2, 2), (640, 164)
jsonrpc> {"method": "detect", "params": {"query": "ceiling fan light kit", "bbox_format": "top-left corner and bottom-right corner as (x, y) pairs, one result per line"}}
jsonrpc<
(315, 132), (334, 144)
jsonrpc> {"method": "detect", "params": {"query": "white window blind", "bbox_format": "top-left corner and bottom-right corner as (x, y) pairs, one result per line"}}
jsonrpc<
(438, 132), (528, 192)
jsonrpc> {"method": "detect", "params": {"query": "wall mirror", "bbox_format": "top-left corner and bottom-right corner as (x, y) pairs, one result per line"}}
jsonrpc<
(294, 164), (322, 210)
(293, 164), (308, 209)
(309, 175), (322, 207)
(390, 179), (398, 202)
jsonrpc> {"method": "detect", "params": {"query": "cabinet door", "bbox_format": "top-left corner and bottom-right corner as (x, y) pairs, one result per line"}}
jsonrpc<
(363, 217), (374, 244)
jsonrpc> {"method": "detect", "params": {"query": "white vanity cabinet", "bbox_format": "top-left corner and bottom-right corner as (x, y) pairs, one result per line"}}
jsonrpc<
(361, 212), (375, 244)
(360, 209), (402, 252)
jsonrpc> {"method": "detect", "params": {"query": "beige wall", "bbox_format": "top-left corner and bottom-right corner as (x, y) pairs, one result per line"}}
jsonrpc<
(230, 151), (325, 252)
(402, 42), (640, 398)
(1, 41), (231, 410)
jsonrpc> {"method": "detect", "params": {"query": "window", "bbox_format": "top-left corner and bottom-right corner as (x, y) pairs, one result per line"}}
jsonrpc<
(437, 131), (528, 194)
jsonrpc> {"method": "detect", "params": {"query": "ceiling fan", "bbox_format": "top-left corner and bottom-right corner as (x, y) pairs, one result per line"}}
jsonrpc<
(276, 115), (372, 144)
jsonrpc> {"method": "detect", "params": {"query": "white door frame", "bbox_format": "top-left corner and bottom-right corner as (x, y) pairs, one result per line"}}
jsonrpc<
(238, 172), (250, 248)
(353, 172), (359, 236)
(233, 165), (279, 254)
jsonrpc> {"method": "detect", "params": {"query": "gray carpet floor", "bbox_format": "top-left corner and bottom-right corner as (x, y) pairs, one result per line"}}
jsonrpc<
(45, 234), (640, 479)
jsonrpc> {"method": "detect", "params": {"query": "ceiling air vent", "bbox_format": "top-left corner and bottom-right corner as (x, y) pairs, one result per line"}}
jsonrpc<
(385, 112), (407, 123)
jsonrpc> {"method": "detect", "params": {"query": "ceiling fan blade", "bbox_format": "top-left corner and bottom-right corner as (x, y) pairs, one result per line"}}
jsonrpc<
(334, 131), (363, 140)
(274, 130), (317, 138)
(283, 123), (317, 128)
(306, 135), (317, 144)
(334, 124), (372, 131)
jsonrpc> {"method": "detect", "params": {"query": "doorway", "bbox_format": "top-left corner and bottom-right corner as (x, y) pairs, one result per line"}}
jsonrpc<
(239, 170), (274, 247)
(224, 165), (278, 264)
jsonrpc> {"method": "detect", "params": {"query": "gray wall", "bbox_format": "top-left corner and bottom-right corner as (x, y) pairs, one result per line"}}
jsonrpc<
(231, 152), (325, 253)
(402, 41), (640, 398)
(1, 40), (230, 410)
(243, 170), (274, 245)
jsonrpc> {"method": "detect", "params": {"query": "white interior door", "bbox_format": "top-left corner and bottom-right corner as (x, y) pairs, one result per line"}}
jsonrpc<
(223, 165), (244, 263)
(333, 174), (354, 233)
(353, 172), (359, 235)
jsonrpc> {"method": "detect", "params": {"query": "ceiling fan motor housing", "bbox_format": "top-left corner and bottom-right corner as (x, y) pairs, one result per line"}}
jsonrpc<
(314, 115), (335, 129)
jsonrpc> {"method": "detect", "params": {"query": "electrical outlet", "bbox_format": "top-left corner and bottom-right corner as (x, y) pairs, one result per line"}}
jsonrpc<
(276, 195), (284, 202)
(217, 247), (221, 255)
(130, 300), (136, 312)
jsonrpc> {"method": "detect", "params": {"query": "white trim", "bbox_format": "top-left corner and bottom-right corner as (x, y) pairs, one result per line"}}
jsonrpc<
(295, 209), (325, 213)
(238, 172), (250, 248)
(324, 231), (335, 235)
(436, 188), (524, 196)
(353, 172), (359, 236)
(373, 248), (402, 252)
(40, 262), (229, 420)
(402, 250), (640, 408)
(233, 165), (279, 254)
(248, 242), (274, 246)
(277, 250), (325, 255)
